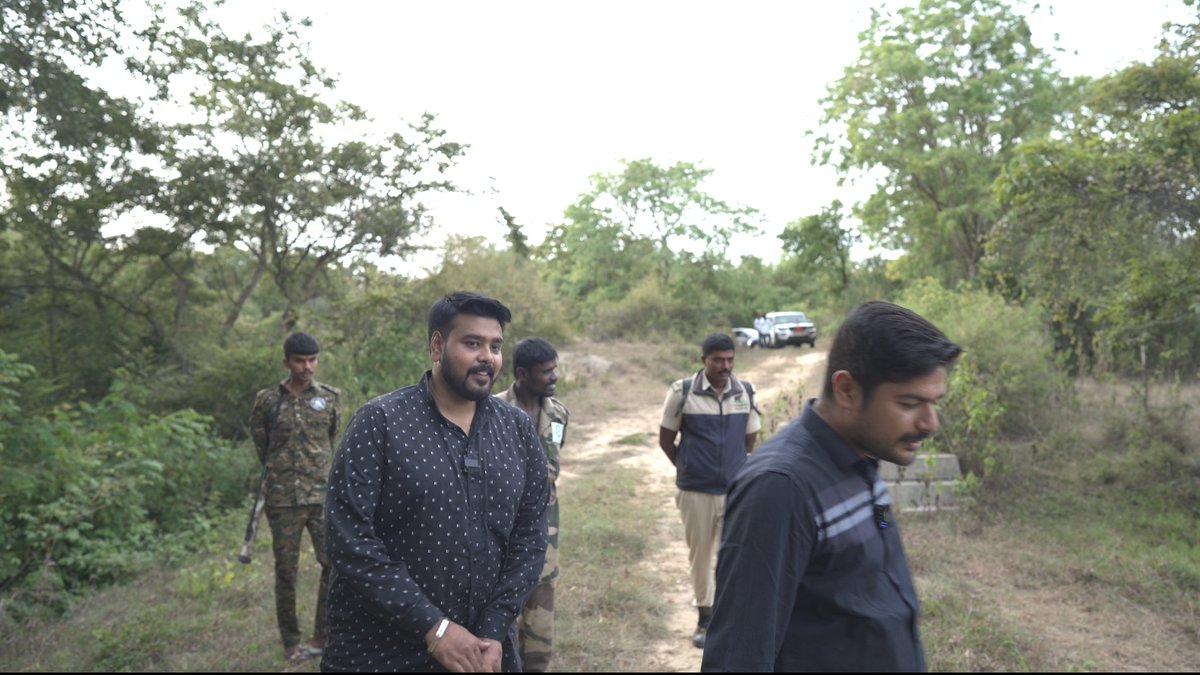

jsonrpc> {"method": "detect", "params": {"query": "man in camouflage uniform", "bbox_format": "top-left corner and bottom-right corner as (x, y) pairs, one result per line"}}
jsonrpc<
(497, 337), (569, 673)
(249, 332), (341, 663)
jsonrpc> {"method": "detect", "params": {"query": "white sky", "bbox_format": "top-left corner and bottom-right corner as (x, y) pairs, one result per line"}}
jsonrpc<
(204, 0), (1193, 273)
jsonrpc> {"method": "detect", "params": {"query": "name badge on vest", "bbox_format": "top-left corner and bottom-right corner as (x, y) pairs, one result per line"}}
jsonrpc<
(310, 396), (327, 412)
(551, 422), (565, 444)
(731, 396), (750, 413)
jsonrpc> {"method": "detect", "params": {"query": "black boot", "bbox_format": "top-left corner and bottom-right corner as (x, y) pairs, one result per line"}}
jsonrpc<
(692, 606), (712, 649)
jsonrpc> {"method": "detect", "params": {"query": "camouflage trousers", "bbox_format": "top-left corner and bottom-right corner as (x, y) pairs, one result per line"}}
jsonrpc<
(518, 497), (558, 672)
(265, 504), (330, 650)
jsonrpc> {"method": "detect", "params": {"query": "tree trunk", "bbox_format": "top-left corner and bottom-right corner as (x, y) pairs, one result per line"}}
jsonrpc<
(221, 261), (266, 340)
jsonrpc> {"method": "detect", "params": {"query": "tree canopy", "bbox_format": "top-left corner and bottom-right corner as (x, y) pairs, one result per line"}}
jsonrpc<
(816, 0), (1075, 283)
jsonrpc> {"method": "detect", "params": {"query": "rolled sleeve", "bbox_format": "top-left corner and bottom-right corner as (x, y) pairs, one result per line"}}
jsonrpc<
(249, 391), (270, 464)
(660, 382), (684, 431)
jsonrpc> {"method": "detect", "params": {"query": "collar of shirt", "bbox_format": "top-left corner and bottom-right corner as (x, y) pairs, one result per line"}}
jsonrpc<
(277, 377), (318, 396)
(692, 370), (746, 398)
(800, 399), (877, 474)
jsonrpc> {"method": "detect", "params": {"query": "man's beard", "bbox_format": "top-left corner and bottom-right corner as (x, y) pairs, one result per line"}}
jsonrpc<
(441, 358), (495, 402)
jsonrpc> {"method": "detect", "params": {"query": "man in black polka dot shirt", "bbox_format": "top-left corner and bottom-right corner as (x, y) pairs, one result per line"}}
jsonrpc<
(322, 292), (549, 672)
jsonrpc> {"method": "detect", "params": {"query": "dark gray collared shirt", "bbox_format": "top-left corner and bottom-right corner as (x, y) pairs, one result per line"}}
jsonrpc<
(702, 402), (926, 672)
(322, 373), (549, 672)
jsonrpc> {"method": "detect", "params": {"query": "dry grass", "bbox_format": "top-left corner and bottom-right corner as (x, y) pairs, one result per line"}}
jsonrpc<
(903, 375), (1200, 672)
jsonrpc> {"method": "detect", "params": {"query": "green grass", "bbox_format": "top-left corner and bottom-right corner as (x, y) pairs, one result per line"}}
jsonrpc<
(613, 432), (649, 446)
(0, 450), (668, 674)
(0, 509), (322, 672)
(903, 376), (1200, 671)
(555, 461), (671, 672)
(920, 581), (1037, 672)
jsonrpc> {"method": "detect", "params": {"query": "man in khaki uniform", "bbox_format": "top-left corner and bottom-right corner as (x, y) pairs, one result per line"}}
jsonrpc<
(659, 333), (760, 649)
(249, 332), (341, 663)
(497, 337), (569, 673)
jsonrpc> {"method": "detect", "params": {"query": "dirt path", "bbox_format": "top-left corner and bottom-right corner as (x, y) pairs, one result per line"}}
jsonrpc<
(556, 342), (1200, 672)
(559, 344), (827, 672)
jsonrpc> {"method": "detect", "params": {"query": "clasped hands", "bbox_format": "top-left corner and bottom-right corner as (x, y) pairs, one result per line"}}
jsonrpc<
(427, 620), (502, 673)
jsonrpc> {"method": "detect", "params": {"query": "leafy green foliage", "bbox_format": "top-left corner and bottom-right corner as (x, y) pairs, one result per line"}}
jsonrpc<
(991, 12), (1200, 375)
(131, 2), (466, 336)
(423, 237), (572, 347)
(779, 200), (859, 295)
(541, 158), (755, 313)
(0, 352), (256, 614)
(817, 0), (1075, 282)
(899, 279), (1069, 478)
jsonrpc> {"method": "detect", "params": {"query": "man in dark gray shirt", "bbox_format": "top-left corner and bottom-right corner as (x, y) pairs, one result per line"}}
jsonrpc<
(702, 301), (962, 672)
(322, 292), (549, 672)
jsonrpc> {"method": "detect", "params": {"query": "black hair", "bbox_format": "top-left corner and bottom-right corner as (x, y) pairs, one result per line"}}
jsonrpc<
(821, 301), (963, 402)
(283, 332), (319, 358)
(513, 337), (558, 372)
(427, 291), (513, 342)
(701, 333), (736, 357)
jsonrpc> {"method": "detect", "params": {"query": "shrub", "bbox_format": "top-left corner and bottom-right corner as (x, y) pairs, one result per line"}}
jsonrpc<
(898, 279), (1071, 478)
(589, 275), (727, 341)
(0, 353), (255, 615)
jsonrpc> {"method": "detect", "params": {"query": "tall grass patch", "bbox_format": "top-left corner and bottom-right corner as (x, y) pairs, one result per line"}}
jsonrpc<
(1005, 376), (1200, 614)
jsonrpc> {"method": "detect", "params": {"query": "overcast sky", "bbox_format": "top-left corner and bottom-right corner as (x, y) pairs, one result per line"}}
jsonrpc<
(207, 0), (1193, 273)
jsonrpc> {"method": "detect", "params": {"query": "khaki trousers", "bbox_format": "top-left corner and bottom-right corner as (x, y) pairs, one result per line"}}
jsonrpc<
(676, 490), (725, 608)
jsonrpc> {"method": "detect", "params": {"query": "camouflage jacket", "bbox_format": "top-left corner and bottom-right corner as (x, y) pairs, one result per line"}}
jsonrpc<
(497, 385), (569, 485)
(249, 378), (341, 508)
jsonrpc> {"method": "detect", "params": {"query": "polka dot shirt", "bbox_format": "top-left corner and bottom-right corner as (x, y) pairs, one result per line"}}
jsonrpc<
(321, 372), (549, 672)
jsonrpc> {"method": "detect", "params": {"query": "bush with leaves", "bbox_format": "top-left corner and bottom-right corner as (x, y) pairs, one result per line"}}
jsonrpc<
(898, 280), (1071, 479)
(0, 352), (256, 615)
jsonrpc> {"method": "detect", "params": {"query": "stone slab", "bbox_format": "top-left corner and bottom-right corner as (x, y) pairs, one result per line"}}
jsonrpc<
(878, 453), (962, 482)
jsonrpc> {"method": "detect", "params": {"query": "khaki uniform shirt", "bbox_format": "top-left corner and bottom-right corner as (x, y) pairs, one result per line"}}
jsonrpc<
(249, 378), (341, 508)
(497, 385), (570, 486)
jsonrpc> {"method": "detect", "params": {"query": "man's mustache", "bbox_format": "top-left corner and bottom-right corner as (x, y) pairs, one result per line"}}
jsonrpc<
(467, 366), (495, 378)
(899, 432), (931, 444)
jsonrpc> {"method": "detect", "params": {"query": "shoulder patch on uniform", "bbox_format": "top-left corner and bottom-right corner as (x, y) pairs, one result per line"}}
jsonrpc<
(550, 397), (570, 419)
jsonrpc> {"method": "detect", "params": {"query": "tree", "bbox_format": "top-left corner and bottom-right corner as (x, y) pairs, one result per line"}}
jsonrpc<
(816, 0), (1074, 283)
(541, 159), (755, 309)
(134, 2), (465, 337)
(0, 0), (164, 390)
(991, 10), (1200, 375)
(779, 200), (859, 295)
(499, 206), (530, 258)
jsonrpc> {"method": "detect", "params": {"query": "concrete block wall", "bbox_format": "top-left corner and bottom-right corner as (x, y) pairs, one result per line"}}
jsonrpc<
(878, 453), (964, 511)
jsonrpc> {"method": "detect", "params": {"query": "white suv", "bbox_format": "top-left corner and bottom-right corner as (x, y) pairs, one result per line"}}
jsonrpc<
(766, 311), (817, 348)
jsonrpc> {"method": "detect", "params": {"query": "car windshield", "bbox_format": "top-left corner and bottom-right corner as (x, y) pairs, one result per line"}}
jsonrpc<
(771, 313), (808, 324)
